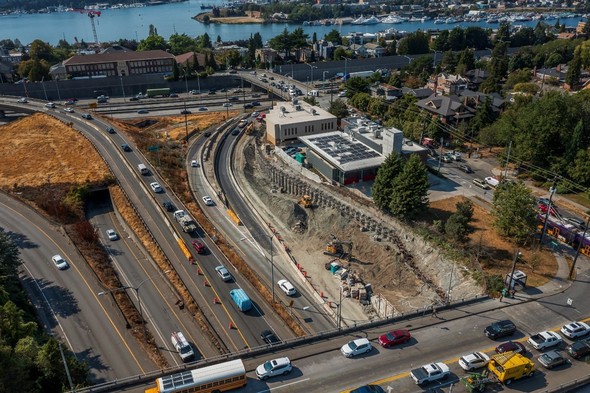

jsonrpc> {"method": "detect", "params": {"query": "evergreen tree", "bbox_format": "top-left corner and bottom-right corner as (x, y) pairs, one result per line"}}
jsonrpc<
(565, 46), (582, 89)
(372, 153), (404, 212)
(492, 181), (537, 243)
(445, 199), (474, 243)
(389, 155), (429, 218)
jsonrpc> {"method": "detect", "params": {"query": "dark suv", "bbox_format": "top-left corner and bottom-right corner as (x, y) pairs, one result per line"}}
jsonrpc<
(485, 320), (517, 339)
(567, 339), (590, 359)
(261, 330), (281, 345)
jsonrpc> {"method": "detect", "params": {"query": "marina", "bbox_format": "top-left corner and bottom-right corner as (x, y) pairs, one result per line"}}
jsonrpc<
(0, 0), (586, 45)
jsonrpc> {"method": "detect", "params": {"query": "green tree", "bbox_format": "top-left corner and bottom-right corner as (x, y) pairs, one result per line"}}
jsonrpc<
(333, 47), (352, 60)
(17, 59), (49, 82)
(372, 153), (404, 212)
(441, 50), (457, 72)
(344, 76), (370, 95)
(492, 182), (537, 243)
(389, 155), (429, 218)
(327, 99), (349, 119)
(469, 97), (497, 136)
(465, 26), (491, 50)
(197, 33), (213, 49)
(448, 27), (466, 51)
(169, 33), (197, 55)
(397, 30), (429, 55)
(324, 29), (342, 45)
(568, 148), (590, 185)
(455, 48), (475, 75)
(445, 199), (474, 243)
(148, 24), (158, 36)
(504, 68), (532, 89)
(29, 39), (54, 62)
(137, 34), (167, 51)
(565, 46), (582, 88)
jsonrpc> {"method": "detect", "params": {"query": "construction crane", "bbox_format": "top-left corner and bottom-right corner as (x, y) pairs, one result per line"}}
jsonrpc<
(70, 9), (101, 45)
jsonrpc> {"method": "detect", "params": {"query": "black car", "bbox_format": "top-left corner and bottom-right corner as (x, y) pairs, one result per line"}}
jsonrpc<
(567, 339), (590, 359)
(231, 128), (240, 136)
(203, 131), (211, 137)
(169, 93), (179, 98)
(121, 144), (132, 152)
(180, 109), (191, 115)
(261, 330), (281, 345)
(162, 200), (175, 212)
(485, 320), (517, 339)
(458, 164), (472, 173)
(244, 103), (253, 109)
(82, 113), (93, 120)
(251, 101), (261, 106)
(106, 127), (115, 134)
(129, 97), (139, 101)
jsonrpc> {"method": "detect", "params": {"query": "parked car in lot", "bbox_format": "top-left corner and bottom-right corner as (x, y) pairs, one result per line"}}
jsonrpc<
(277, 279), (296, 296)
(341, 338), (372, 357)
(150, 182), (163, 193)
(458, 352), (490, 371)
(255, 357), (292, 380)
(106, 229), (118, 241)
(561, 321), (590, 339)
(538, 350), (567, 369)
(215, 265), (232, 282)
(495, 341), (526, 354)
(566, 338), (590, 359)
(473, 178), (490, 190)
(261, 330), (281, 345)
(52, 254), (69, 270)
(378, 329), (411, 348)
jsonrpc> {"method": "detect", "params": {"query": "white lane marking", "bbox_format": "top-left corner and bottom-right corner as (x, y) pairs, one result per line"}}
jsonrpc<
(256, 378), (311, 392)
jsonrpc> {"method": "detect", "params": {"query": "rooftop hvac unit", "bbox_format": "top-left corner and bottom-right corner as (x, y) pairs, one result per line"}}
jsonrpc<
(295, 105), (302, 111)
(311, 108), (317, 115)
(374, 130), (382, 139)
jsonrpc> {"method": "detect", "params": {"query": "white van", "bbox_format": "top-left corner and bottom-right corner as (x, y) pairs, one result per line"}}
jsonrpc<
(137, 164), (149, 175)
(171, 331), (194, 362)
(308, 90), (319, 97)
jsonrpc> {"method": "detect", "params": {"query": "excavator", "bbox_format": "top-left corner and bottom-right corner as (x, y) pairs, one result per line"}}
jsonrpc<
(324, 235), (353, 260)
(298, 195), (313, 208)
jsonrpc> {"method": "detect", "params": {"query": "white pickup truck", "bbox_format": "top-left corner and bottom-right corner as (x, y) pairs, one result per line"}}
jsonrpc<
(527, 331), (562, 350)
(410, 363), (450, 385)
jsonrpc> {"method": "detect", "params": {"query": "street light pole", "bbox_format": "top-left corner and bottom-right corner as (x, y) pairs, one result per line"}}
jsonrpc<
(322, 71), (329, 93)
(343, 56), (352, 79)
(269, 235), (275, 303)
(54, 78), (61, 101)
(98, 271), (169, 343)
(41, 76), (48, 101)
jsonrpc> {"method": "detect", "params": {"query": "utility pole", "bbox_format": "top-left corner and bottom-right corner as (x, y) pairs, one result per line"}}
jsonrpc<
(269, 235), (275, 303)
(539, 179), (557, 248)
(503, 140), (512, 179)
(569, 217), (590, 279)
(507, 248), (520, 291)
(437, 137), (444, 173)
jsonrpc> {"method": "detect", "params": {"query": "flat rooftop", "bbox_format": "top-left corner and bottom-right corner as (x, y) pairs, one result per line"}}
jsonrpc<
(266, 101), (336, 125)
(299, 131), (385, 172)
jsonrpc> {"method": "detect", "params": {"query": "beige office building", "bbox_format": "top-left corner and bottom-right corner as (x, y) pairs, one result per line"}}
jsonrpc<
(265, 101), (337, 145)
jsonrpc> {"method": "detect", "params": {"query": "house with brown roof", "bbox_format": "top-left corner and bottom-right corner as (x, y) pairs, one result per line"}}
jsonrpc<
(415, 94), (475, 124)
(370, 83), (402, 101)
(63, 49), (175, 78)
(176, 51), (206, 71)
(427, 73), (468, 95)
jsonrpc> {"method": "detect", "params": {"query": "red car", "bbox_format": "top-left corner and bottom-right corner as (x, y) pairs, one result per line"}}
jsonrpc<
(378, 329), (411, 348)
(538, 203), (558, 216)
(495, 341), (526, 354)
(191, 240), (207, 254)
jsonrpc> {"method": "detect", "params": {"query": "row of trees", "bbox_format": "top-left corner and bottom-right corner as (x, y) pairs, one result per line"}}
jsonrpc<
(0, 229), (88, 392)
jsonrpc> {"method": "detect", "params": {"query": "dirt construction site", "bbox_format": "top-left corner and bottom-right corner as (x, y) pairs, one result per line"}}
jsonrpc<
(1, 111), (559, 331)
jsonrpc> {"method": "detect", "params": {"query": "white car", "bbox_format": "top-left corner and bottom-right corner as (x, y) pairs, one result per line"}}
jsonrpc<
(277, 279), (296, 296)
(255, 357), (292, 380)
(106, 229), (118, 241)
(150, 182), (163, 193)
(190, 160), (199, 168)
(338, 91), (347, 97)
(458, 352), (490, 371)
(198, 106), (208, 111)
(17, 97), (28, 103)
(251, 111), (260, 117)
(51, 254), (69, 270)
(341, 338), (372, 357)
(222, 102), (233, 107)
(215, 265), (232, 282)
(202, 196), (214, 206)
(45, 102), (56, 108)
(64, 107), (75, 113)
(561, 321), (590, 339)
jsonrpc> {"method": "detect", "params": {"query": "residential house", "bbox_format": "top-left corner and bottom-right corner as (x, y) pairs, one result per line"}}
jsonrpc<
(427, 73), (468, 95)
(255, 47), (279, 65)
(48, 62), (67, 80)
(63, 49), (175, 78)
(314, 40), (336, 60)
(415, 94), (476, 124)
(176, 51), (206, 71)
(364, 43), (385, 57)
(370, 83), (402, 101)
(464, 68), (489, 90)
(401, 86), (434, 99)
(534, 65), (567, 84)
(459, 89), (504, 113)
(349, 44), (368, 58)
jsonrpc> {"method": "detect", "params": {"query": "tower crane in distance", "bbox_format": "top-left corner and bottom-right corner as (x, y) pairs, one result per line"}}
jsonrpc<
(70, 9), (102, 45)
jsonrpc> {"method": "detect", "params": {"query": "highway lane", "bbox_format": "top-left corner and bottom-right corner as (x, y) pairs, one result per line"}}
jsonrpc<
(0, 193), (151, 383)
(211, 121), (335, 333)
(87, 192), (206, 367)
